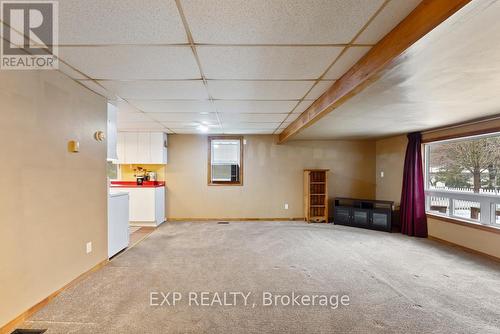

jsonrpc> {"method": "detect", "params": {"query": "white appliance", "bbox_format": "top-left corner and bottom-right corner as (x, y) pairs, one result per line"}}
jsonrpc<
(108, 192), (130, 258)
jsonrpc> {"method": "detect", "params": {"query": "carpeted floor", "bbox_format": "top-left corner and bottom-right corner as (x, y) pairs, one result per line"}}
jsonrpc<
(22, 222), (500, 333)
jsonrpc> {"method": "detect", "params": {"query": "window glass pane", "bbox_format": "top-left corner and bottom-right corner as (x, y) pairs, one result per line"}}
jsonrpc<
(427, 134), (500, 194)
(428, 196), (450, 215)
(453, 200), (480, 222)
(212, 140), (240, 164)
(210, 138), (241, 184)
(425, 133), (500, 225)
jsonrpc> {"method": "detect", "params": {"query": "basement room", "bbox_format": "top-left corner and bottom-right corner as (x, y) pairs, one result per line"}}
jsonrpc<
(1, 0), (500, 333)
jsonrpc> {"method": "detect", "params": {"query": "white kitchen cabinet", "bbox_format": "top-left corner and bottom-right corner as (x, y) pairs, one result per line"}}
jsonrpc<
(123, 132), (138, 164)
(137, 132), (151, 163)
(150, 132), (168, 164)
(109, 186), (166, 226)
(117, 132), (167, 164)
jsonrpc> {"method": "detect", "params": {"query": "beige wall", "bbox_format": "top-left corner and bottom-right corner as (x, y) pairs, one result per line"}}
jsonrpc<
(375, 135), (407, 205)
(166, 135), (376, 219)
(375, 129), (500, 259)
(428, 217), (500, 259)
(0, 71), (107, 327)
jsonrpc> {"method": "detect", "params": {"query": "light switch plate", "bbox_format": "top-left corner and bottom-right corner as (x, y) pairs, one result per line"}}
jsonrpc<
(380, 171), (385, 178)
(86, 242), (92, 254)
(284, 203), (289, 210)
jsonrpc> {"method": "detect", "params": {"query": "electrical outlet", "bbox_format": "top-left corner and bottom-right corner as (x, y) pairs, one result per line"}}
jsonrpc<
(86, 242), (92, 254)
(380, 171), (385, 178)
(284, 203), (289, 210)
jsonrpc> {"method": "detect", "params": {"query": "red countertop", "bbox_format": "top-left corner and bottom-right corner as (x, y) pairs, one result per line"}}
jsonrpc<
(110, 181), (165, 188)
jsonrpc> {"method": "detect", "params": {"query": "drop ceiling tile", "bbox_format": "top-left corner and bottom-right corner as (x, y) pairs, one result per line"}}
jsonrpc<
(214, 100), (297, 114)
(117, 112), (152, 122)
(181, 0), (384, 44)
(293, 100), (314, 114)
(355, 0), (422, 44)
(77, 80), (118, 100)
(209, 81), (314, 100)
(162, 121), (219, 128)
(58, 62), (87, 80)
(223, 129), (275, 134)
(304, 81), (335, 100)
(170, 128), (224, 134)
(146, 112), (219, 123)
(286, 113), (301, 122)
(220, 114), (287, 123)
(324, 46), (371, 79)
(117, 121), (166, 131)
(99, 81), (208, 100)
(198, 46), (342, 79)
(278, 122), (291, 130)
(221, 122), (281, 130)
(59, 46), (199, 80)
(58, 0), (187, 45)
(114, 100), (142, 113)
(129, 100), (214, 113)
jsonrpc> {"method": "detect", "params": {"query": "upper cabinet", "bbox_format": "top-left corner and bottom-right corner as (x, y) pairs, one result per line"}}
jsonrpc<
(150, 132), (168, 164)
(107, 103), (118, 161)
(117, 132), (168, 164)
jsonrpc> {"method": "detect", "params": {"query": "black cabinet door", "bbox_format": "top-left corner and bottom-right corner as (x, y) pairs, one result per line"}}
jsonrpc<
(371, 210), (391, 231)
(334, 207), (351, 225)
(352, 208), (371, 227)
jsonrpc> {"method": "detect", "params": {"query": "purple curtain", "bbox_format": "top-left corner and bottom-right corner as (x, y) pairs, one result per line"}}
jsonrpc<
(400, 132), (428, 237)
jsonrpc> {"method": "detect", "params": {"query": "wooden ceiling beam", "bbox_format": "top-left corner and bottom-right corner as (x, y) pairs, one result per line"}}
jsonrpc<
(278, 0), (471, 143)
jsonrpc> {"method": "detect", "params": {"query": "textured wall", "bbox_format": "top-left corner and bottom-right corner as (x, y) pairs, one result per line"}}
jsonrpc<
(0, 71), (108, 327)
(165, 135), (376, 219)
(375, 135), (407, 205)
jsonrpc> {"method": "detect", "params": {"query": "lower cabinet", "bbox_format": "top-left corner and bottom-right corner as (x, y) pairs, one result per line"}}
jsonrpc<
(333, 198), (393, 232)
(110, 187), (166, 226)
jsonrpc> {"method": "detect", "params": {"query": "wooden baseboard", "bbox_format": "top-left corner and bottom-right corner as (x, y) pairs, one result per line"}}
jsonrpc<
(0, 259), (108, 334)
(428, 235), (500, 263)
(167, 217), (306, 222)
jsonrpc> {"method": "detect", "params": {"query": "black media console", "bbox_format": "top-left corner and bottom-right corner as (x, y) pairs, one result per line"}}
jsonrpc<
(333, 198), (394, 232)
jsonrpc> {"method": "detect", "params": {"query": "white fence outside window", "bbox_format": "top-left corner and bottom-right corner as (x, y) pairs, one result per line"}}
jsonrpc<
(426, 187), (500, 226)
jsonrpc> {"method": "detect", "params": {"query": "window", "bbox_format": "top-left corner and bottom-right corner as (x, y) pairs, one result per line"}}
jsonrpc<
(208, 136), (243, 186)
(424, 132), (500, 226)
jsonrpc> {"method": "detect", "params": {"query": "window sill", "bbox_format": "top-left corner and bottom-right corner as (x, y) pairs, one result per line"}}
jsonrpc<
(426, 213), (500, 235)
(208, 182), (243, 187)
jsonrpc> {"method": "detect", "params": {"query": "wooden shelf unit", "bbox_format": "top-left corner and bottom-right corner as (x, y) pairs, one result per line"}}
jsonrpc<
(304, 169), (329, 223)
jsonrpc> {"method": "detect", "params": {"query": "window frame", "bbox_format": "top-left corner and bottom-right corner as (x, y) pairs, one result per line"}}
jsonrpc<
(207, 135), (244, 186)
(423, 132), (500, 228)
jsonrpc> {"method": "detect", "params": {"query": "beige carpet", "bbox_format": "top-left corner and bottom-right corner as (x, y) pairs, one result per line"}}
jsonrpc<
(21, 221), (500, 333)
